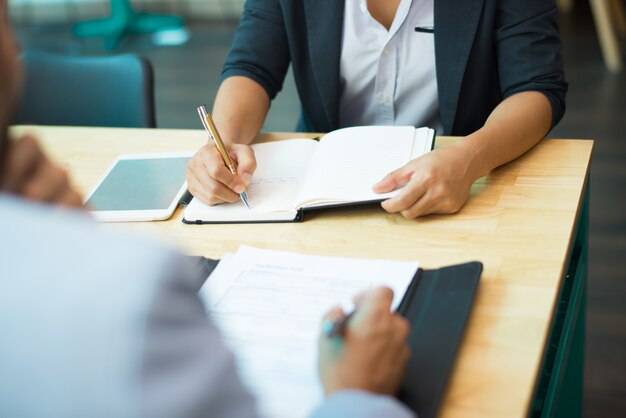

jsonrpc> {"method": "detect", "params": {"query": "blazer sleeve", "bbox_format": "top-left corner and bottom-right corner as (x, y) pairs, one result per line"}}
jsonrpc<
(494, 0), (568, 128)
(222, 0), (291, 100)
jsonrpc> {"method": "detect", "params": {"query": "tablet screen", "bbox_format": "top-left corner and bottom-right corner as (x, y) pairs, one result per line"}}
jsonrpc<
(86, 156), (190, 211)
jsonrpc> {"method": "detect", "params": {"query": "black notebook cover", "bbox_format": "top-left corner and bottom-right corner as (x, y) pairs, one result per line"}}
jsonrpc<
(190, 257), (482, 418)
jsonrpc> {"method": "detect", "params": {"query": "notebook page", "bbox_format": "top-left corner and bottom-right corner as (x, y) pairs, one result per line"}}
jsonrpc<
(410, 127), (436, 159)
(295, 126), (417, 207)
(199, 246), (419, 418)
(184, 139), (317, 221)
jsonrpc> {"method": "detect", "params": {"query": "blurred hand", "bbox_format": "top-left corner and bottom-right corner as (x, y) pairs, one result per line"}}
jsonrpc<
(1, 135), (83, 208)
(373, 146), (476, 219)
(187, 142), (256, 205)
(318, 287), (411, 396)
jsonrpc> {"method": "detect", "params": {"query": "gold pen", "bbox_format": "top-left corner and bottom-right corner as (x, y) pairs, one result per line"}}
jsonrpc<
(196, 105), (251, 208)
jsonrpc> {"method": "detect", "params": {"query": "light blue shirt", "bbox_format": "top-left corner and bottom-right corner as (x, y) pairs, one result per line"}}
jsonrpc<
(0, 195), (414, 418)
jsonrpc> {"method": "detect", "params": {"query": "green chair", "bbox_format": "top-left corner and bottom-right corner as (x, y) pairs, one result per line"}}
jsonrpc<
(16, 51), (156, 128)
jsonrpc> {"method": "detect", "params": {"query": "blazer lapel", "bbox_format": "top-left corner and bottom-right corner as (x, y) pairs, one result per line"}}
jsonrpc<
(435, 0), (485, 134)
(303, 0), (344, 131)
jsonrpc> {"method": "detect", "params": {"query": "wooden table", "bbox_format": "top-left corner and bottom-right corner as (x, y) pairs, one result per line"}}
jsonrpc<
(12, 125), (593, 418)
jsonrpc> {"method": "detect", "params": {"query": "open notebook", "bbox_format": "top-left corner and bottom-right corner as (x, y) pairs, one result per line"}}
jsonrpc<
(183, 125), (435, 223)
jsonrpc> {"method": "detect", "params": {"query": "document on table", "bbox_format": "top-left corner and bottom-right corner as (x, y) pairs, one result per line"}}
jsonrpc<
(198, 246), (419, 418)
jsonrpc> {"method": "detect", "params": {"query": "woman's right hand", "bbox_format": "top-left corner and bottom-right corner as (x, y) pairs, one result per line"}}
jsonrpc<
(186, 142), (257, 205)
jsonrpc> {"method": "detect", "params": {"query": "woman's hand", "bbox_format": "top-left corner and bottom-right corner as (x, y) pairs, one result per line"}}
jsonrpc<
(373, 144), (478, 219)
(186, 142), (256, 206)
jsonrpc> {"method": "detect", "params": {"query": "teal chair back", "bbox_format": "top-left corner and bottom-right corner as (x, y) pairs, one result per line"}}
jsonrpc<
(16, 52), (156, 128)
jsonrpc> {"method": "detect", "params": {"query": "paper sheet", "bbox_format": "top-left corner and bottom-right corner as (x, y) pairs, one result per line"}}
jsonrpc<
(184, 139), (317, 221)
(296, 126), (418, 205)
(199, 246), (419, 418)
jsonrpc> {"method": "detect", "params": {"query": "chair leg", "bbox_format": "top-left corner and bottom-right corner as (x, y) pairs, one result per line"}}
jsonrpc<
(610, 0), (626, 35)
(590, 0), (623, 72)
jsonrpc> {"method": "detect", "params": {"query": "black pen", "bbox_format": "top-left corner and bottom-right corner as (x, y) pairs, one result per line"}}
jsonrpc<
(414, 26), (434, 33)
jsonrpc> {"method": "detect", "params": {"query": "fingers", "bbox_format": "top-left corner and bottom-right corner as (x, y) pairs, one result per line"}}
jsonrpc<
(56, 187), (84, 208)
(350, 288), (410, 350)
(372, 164), (413, 194)
(374, 160), (438, 218)
(230, 144), (257, 185)
(350, 287), (394, 328)
(391, 315), (411, 350)
(392, 316), (412, 375)
(21, 162), (84, 209)
(401, 199), (437, 219)
(320, 306), (345, 337)
(187, 155), (240, 204)
(188, 173), (239, 205)
(187, 143), (255, 206)
(21, 162), (69, 203)
(375, 146), (477, 219)
(379, 157), (470, 219)
(384, 185), (466, 219)
(1, 135), (44, 192)
(1, 135), (83, 208)
(379, 314), (411, 379)
(381, 174), (427, 214)
(205, 145), (247, 193)
(392, 338), (411, 382)
(322, 306), (345, 323)
(318, 288), (411, 396)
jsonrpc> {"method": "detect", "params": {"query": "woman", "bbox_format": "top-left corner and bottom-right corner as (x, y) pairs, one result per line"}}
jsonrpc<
(187, 0), (567, 219)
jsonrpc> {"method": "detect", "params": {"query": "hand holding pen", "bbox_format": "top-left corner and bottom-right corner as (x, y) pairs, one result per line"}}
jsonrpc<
(188, 105), (255, 208)
(317, 288), (411, 396)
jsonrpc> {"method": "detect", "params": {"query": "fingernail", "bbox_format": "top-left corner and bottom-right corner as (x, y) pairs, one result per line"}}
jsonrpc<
(240, 172), (252, 185)
(234, 184), (245, 194)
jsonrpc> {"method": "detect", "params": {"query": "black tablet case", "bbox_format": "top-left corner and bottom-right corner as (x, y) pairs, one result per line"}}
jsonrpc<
(396, 262), (482, 418)
(190, 257), (482, 418)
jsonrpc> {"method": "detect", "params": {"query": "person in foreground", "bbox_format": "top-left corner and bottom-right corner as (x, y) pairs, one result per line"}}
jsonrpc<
(187, 0), (567, 219)
(0, 6), (414, 418)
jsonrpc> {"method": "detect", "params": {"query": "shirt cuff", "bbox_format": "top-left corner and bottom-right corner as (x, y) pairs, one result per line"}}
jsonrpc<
(309, 389), (416, 418)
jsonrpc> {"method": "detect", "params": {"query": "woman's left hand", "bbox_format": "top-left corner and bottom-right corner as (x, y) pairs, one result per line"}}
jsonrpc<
(372, 145), (478, 219)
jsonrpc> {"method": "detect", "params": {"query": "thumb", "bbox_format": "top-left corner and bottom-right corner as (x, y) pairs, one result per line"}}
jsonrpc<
(372, 164), (414, 193)
(230, 144), (257, 185)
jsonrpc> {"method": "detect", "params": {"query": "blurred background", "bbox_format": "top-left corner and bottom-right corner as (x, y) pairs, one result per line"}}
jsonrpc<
(8, 0), (625, 416)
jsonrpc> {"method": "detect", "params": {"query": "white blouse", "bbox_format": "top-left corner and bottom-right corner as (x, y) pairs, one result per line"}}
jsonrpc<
(339, 0), (442, 131)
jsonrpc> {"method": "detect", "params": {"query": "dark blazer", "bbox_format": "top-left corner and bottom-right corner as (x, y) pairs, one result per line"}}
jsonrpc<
(222, 0), (567, 135)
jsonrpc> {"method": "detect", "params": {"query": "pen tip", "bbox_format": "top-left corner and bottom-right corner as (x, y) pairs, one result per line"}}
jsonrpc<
(241, 192), (251, 209)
